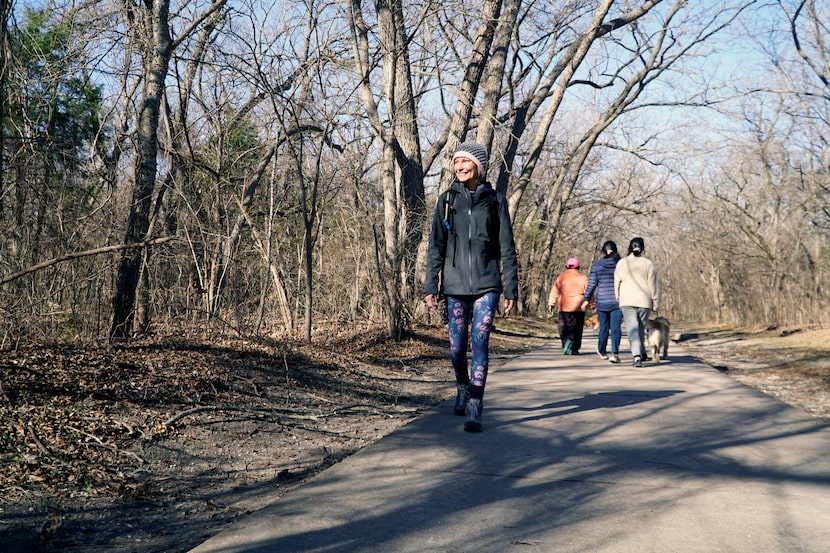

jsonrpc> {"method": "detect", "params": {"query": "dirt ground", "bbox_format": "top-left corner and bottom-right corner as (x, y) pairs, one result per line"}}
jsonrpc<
(0, 318), (554, 553)
(670, 323), (830, 424)
(1, 318), (827, 553)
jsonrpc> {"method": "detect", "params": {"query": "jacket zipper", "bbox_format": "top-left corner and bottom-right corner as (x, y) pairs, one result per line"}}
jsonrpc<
(467, 189), (473, 291)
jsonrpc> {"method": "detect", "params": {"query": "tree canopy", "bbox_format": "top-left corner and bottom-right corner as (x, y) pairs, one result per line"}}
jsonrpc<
(0, 0), (827, 345)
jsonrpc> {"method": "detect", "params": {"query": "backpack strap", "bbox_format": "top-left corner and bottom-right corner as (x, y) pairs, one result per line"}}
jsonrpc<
(488, 189), (501, 238)
(443, 188), (458, 230)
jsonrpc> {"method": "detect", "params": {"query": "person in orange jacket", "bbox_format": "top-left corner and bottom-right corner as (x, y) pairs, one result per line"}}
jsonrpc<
(548, 258), (588, 355)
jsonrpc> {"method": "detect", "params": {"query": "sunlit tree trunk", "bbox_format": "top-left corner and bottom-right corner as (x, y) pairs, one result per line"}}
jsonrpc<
(349, 0), (425, 339)
(439, 0), (502, 192)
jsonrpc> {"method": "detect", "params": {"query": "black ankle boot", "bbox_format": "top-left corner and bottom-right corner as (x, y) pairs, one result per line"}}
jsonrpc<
(464, 398), (482, 432)
(453, 384), (470, 416)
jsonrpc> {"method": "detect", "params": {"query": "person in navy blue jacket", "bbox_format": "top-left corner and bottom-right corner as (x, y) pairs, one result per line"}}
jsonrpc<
(424, 141), (519, 432)
(582, 241), (622, 363)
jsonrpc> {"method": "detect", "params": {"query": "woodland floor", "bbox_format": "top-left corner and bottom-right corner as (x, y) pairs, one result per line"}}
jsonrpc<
(1, 318), (828, 553)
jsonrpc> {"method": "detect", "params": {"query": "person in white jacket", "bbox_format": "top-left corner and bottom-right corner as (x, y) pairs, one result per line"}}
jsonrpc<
(614, 237), (661, 367)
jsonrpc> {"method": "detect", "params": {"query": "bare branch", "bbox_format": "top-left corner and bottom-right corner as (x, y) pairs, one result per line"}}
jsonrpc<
(0, 237), (177, 286)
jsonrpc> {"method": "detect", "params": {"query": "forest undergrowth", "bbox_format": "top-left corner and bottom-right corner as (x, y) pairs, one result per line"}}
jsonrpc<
(0, 317), (827, 553)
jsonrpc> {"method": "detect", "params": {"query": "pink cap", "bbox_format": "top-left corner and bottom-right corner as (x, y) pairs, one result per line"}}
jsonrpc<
(566, 258), (580, 269)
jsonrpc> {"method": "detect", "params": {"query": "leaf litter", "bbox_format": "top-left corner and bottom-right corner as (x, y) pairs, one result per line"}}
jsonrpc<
(1, 318), (827, 552)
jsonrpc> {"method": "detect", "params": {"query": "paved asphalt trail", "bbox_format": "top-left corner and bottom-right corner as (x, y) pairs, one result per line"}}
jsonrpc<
(189, 331), (830, 553)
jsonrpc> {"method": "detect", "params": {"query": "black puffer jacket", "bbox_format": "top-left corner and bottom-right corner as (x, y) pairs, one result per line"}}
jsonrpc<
(424, 181), (519, 300)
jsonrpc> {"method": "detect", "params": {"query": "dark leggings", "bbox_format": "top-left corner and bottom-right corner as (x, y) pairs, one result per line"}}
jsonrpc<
(447, 292), (499, 399)
(557, 311), (585, 352)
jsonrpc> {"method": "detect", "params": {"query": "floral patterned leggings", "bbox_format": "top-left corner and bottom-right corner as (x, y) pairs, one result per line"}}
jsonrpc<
(446, 292), (499, 398)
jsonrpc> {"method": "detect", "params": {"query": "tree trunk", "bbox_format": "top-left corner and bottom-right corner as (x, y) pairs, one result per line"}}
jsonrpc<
(440, 0), (502, 192)
(476, 0), (519, 161)
(110, 0), (227, 340)
(0, 0), (9, 201)
(350, 0), (426, 339)
(111, 0), (173, 341)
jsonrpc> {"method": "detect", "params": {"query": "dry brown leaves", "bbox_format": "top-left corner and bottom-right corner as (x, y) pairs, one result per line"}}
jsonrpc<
(0, 328), (442, 501)
(0, 319), (551, 552)
(1, 318), (826, 552)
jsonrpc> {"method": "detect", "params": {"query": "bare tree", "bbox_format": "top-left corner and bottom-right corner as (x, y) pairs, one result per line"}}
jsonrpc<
(347, 0), (427, 338)
(110, 0), (228, 341)
(0, 0), (11, 197)
(486, 1), (740, 310)
(779, 0), (830, 235)
(8, 0), (814, 344)
(686, 0), (830, 325)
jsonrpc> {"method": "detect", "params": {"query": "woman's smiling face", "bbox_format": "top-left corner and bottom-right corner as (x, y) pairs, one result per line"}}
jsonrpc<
(453, 156), (480, 187)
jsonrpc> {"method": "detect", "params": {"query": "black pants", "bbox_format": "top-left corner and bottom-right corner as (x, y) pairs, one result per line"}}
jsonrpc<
(557, 311), (585, 352)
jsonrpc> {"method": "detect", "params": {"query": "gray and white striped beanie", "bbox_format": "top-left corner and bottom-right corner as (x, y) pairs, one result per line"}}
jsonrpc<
(452, 141), (489, 177)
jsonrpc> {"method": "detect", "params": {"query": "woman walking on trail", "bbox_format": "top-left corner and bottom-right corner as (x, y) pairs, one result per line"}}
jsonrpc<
(614, 237), (661, 367)
(582, 241), (623, 363)
(424, 141), (519, 433)
(548, 258), (588, 355)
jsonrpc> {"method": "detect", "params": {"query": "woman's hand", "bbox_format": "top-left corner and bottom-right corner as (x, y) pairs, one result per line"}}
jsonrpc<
(504, 299), (515, 314)
(425, 294), (439, 309)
